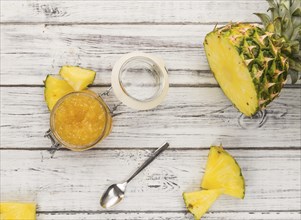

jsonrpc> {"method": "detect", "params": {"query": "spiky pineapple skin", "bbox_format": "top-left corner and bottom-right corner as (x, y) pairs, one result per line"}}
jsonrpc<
(204, 23), (288, 115)
(255, 0), (301, 84)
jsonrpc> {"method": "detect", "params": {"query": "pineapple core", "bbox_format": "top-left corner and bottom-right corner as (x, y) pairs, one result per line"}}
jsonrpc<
(204, 33), (258, 116)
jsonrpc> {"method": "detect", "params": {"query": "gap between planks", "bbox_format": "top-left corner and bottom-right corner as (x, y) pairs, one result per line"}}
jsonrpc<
(36, 210), (301, 214)
(0, 22), (261, 26)
(1, 147), (301, 151)
(35, 211), (301, 220)
(0, 84), (300, 88)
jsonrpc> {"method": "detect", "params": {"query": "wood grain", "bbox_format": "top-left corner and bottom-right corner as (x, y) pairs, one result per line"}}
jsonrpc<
(37, 211), (301, 220)
(1, 24), (299, 86)
(1, 149), (300, 212)
(0, 24), (226, 86)
(1, 87), (300, 149)
(1, 1), (267, 24)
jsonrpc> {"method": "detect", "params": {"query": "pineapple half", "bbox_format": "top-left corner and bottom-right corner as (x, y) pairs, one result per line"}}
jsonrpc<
(204, 0), (300, 116)
(0, 202), (36, 220)
(201, 146), (245, 199)
(59, 66), (96, 91)
(183, 189), (223, 220)
(44, 75), (74, 110)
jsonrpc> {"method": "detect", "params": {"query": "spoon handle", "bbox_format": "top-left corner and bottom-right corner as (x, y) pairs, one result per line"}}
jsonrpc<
(127, 142), (169, 183)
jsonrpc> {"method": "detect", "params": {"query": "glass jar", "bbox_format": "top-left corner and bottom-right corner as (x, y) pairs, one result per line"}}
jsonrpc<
(49, 91), (112, 151)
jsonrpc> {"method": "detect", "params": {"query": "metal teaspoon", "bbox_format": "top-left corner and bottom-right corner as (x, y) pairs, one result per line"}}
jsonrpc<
(100, 142), (170, 209)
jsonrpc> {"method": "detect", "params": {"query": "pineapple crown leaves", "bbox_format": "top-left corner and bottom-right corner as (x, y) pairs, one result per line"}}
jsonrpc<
(255, 0), (301, 84)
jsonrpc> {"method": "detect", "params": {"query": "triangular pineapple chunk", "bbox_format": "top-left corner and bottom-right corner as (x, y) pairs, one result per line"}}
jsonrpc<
(201, 146), (245, 199)
(0, 202), (36, 220)
(59, 66), (96, 91)
(44, 75), (74, 110)
(183, 189), (222, 220)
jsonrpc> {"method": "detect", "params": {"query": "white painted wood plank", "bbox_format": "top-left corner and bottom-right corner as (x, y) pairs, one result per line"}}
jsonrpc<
(37, 211), (301, 220)
(1, 25), (299, 85)
(0, 24), (219, 86)
(1, 87), (300, 149)
(1, 1), (268, 23)
(1, 149), (300, 212)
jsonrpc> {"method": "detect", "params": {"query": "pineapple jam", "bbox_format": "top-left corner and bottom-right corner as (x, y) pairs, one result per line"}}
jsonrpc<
(51, 92), (112, 150)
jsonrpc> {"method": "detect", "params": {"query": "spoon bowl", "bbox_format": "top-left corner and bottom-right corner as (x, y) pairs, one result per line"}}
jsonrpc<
(100, 182), (127, 208)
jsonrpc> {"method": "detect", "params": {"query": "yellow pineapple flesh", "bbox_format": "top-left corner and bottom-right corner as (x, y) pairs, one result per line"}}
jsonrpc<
(204, 30), (259, 116)
(183, 189), (223, 220)
(0, 202), (36, 220)
(59, 66), (96, 91)
(201, 146), (245, 199)
(44, 75), (74, 110)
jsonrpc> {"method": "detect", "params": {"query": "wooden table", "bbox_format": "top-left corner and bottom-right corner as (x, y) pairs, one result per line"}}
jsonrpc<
(1, 1), (300, 219)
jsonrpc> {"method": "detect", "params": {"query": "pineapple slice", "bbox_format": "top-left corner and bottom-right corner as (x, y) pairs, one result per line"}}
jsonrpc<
(183, 189), (222, 220)
(44, 75), (74, 110)
(201, 146), (245, 199)
(0, 202), (36, 220)
(59, 66), (96, 91)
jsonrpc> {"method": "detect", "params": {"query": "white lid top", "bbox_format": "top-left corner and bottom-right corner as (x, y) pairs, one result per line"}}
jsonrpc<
(111, 52), (169, 110)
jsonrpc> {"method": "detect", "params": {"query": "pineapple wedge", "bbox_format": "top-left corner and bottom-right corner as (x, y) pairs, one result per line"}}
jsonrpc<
(0, 202), (36, 220)
(183, 189), (223, 220)
(44, 75), (74, 110)
(201, 146), (245, 199)
(59, 66), (96, 91)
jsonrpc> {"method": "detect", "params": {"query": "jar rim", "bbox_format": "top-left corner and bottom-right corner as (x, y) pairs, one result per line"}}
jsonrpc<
(50, 91), (110, 151)
(118, 56), (164, 102)
(111, 51), (169, 110)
